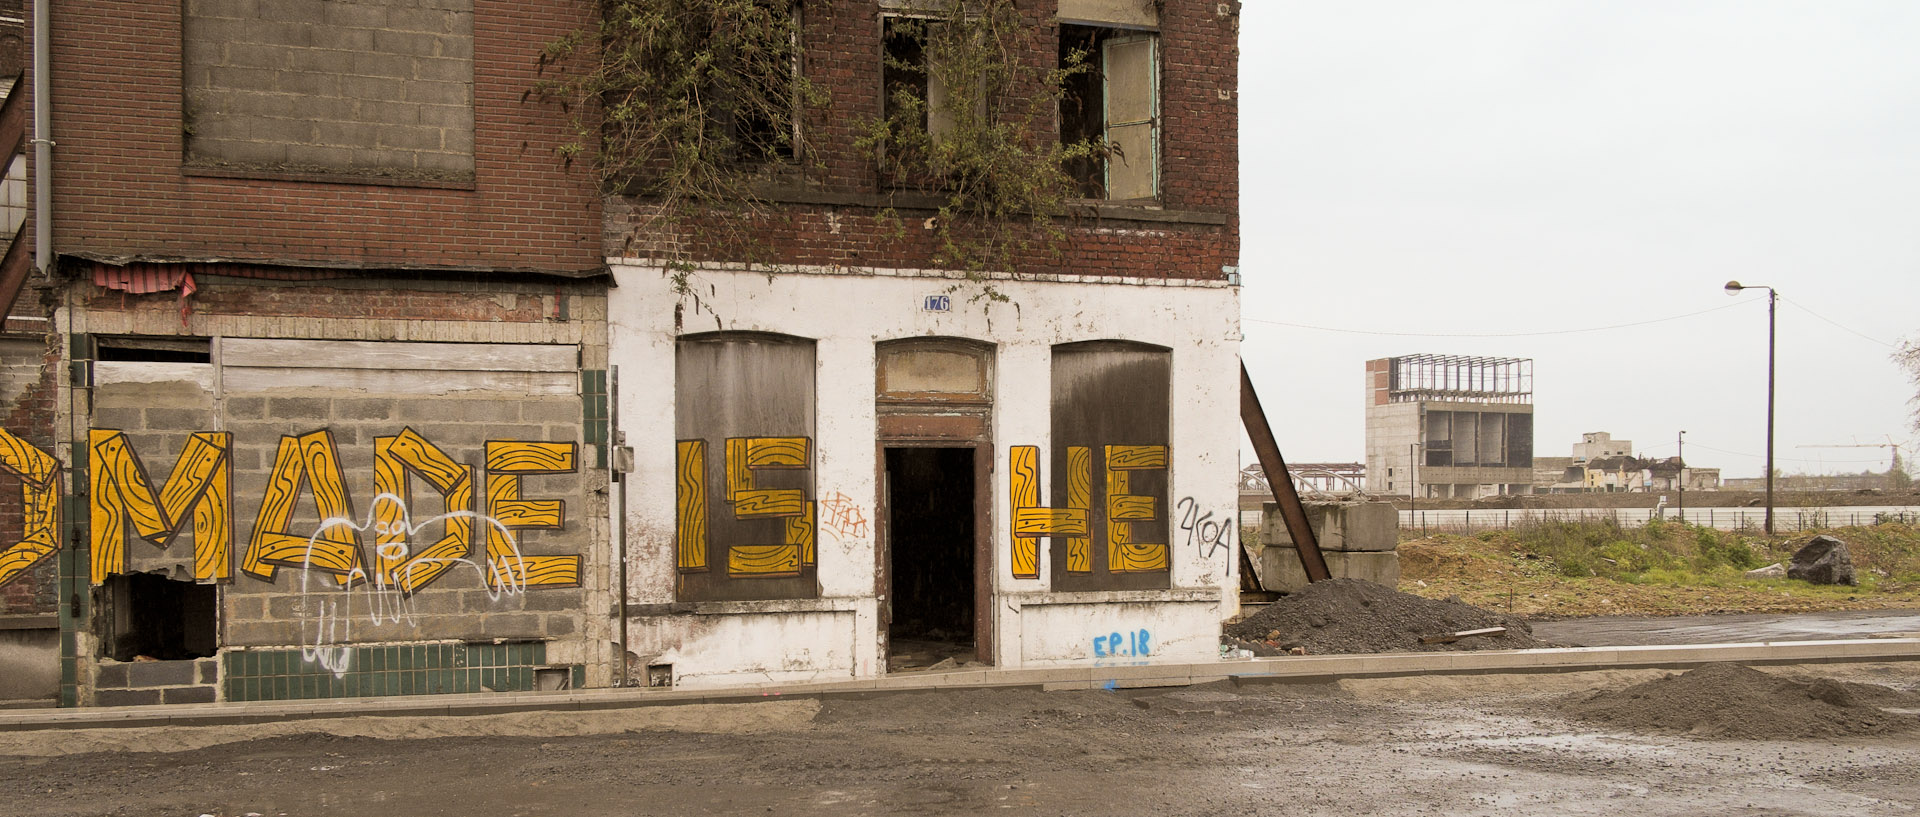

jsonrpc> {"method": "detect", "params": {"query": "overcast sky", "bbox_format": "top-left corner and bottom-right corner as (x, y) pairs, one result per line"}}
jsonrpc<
(1238, 1), (1920, 479)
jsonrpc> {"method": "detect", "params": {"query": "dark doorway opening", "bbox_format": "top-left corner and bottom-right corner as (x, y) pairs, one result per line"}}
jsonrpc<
(96, 572), (217, 662)
(884, 446), (976, 671)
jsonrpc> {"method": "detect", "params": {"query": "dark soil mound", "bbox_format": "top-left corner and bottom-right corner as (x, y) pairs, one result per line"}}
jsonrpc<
(1224, 579), (1542, 654)
(1564, 663), (1920, 739)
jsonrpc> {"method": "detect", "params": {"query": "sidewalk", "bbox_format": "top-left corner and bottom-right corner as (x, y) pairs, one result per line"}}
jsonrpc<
(1535, 609), (1920, 647)
(6, 637), (1919, 732)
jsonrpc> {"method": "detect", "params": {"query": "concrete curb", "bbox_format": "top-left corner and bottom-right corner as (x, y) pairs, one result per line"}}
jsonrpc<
(6, 637), (1919, 732)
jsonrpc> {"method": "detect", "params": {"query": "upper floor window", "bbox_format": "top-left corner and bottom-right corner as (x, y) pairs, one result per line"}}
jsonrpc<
(1060, 25), (1159, 201)
(1059, 1), (1160, 201)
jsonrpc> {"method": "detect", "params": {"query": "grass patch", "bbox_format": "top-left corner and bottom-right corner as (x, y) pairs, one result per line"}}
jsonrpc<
(1398, 519), (1920, 618)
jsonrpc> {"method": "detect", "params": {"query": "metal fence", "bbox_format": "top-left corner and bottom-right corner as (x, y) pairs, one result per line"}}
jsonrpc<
(1393, 506), (1920, 535)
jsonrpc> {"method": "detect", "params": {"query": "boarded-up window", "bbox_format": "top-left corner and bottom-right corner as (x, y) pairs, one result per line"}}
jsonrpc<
(1048, 341), (1169, 591)
(182, 0), (475, 181)
(1061, 26), (1158, 200)
(674, 333), (819, 602)
(877, 341), (989, 400)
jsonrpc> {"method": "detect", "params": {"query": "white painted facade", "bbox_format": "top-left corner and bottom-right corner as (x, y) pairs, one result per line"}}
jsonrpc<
(607, 263), (1241, 687)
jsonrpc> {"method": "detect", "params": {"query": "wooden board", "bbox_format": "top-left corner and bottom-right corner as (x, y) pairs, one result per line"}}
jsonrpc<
(221, 338), (577, 372)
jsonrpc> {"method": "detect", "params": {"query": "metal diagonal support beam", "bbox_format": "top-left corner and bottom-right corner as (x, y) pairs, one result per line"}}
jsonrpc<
(1240, 362), (1330, 583)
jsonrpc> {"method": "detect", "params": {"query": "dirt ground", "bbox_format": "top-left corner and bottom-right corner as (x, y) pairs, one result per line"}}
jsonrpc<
(9, 662), (1920, 817)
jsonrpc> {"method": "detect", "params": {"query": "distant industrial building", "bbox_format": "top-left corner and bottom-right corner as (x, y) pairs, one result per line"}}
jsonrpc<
(1364, 355), (1535, 499)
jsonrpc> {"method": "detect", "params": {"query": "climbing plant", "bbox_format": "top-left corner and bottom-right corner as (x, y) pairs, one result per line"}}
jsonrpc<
(539, 0), (823, 284)
(858, 0), (1106, 296)
(540, 0), (1102, 302)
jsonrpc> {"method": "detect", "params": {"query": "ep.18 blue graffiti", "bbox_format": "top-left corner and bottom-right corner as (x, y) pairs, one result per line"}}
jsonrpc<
(1092, 629), (1151, 658)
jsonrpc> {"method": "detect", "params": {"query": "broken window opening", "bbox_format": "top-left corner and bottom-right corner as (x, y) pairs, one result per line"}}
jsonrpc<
(95, 572), (217, 662)
(712, 2), (806, 165)
(1059, 24), (1158, 201)
(94, 336), (212, 364)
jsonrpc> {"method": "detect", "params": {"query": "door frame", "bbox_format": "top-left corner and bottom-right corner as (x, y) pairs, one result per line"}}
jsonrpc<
(875, 439), (993, 667)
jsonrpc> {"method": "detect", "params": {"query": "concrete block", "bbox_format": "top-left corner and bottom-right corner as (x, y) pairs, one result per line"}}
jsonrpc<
(412, 56), (470, 83)
(127, 660), (199, 688)
(404, 79), (470, 106)
(187, 0), (261, 19)
(224, 397), (266, 418)
(198, 659), (220, 685)
(484, 614), (544, 639)
(259, 0), (328, 24)
(398, 399), (518, 424)
(390, 8), (464, 34)
(226, 620), (304, 647)
(314, 25), (379, 52)
(94, 663), (128, 688)
(272, 70), (341, 97)
(352, 51), (414, 80)
(144, 408), (215, 431)
(341, 76), (407, 103)
(267, 397), (330, 421)
(322, 2), (390, 30)
(94, 688), (162, 707)
(249, 116), (317, 144)
(89, 407), (145, 432)
(164, 686), (218, 704)
(1260, 549), (1401, 594)
(1263, 501), (1398, 552)
(332, 397), (397, 421)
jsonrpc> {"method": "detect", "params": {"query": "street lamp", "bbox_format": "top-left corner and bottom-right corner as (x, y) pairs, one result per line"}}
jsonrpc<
(1725, 280), (1777, 535)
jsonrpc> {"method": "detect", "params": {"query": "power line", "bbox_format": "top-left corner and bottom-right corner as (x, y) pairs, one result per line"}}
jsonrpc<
(1779, 296), (1895, 348)
(1243, 300), (1753, 338)
(1685, 442), (1890, 465)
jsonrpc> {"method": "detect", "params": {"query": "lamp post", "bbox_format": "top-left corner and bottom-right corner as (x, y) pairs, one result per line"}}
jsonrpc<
(1725, 280), (1776, 535)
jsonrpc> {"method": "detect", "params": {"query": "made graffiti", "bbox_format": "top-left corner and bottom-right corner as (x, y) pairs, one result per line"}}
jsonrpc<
(0, 426), (580, 591)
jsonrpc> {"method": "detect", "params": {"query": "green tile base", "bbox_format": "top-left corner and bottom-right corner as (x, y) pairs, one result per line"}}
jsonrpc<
(222, 642), (576, 702)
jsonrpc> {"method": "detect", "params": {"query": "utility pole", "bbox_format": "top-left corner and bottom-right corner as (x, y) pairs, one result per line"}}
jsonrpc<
(1677, 430), (1686, 521)
(1408, 442), (1418, 525)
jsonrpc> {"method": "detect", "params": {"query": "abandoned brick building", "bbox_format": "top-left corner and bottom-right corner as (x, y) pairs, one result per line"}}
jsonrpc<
(0, 0), (1241, 706)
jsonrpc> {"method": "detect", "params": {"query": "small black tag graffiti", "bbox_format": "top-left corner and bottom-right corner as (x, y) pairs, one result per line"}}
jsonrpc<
(1175, 496), (1234, 560)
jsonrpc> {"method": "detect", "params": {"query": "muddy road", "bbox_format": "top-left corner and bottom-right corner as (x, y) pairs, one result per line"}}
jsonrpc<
(7, 663), (1920, 816)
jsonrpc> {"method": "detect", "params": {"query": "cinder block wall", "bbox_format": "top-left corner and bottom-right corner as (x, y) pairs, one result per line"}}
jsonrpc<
(66, 275), (612, 702)
(184, 0), (478, 179)
(39, 0), (599, 273)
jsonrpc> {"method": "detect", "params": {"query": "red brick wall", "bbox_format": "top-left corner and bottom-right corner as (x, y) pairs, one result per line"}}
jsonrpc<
(613, 0), (1240, 281)
(39, 0), (602, 275)
(0, 332), (60, 616)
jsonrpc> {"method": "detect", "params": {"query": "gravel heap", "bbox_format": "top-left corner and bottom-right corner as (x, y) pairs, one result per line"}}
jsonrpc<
(1563, 663), (1919, 739)
(1224, 579), (1542, 655)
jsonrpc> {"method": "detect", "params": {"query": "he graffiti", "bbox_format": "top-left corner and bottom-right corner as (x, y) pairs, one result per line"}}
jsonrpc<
(0, 426), (580, 592)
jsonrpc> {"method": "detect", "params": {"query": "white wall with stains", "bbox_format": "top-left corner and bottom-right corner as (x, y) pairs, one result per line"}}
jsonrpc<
(608, 263), (1241, 687)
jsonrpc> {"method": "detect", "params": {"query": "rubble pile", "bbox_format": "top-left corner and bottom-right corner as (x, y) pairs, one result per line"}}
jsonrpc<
(1564, 663), (1918, 739)
(1224, 578), (1543, 655)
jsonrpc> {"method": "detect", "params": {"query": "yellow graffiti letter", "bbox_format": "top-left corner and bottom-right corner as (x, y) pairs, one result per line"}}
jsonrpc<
(0, 429), (60, 588)
(87, 430), (232, 584)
